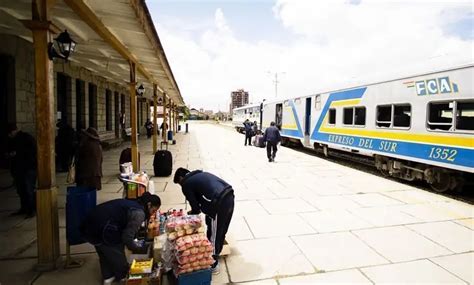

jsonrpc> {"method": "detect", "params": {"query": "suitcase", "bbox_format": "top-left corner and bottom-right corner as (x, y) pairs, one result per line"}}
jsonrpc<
(255, 135), (266, 148)
(119, 148), (140, 171)
(154, 142), (173, 177)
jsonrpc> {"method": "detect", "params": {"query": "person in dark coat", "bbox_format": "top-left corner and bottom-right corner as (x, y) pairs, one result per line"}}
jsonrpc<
(55, 120), (76, 172)
(174, 168), (234, 274)
(81, 193), (161, 284)
(243, 119), (252, 146)
(263, 121), (282, 162)
(144, 119), (153, 139)
(7, 124), (37, 218)
(76, 127), (103, 190)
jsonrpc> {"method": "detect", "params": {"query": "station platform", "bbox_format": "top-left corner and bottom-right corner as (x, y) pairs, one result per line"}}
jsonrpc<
(0, 121), (472, 284)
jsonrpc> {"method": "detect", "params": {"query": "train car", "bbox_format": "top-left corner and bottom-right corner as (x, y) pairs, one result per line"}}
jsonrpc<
(262, 64), (473, 192)
(232, 103), (262, 133)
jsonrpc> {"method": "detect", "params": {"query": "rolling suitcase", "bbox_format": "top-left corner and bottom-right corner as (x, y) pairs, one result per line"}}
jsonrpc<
(255, 135), (266, 148)
(154, 142), (173, 177)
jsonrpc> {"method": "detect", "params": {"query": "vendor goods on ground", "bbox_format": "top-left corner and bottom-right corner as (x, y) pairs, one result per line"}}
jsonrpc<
(162, 215), (215, 276)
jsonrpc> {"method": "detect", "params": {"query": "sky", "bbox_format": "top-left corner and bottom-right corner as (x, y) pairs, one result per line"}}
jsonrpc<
(147, 0), (473, 112)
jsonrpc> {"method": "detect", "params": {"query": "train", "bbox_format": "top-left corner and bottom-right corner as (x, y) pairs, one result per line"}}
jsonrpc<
(232, 64), (474, 193)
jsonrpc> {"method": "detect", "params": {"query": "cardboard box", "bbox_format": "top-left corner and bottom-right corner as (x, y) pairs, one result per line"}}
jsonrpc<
(220, 239), (231, 256)
(130, 258), (154, 274)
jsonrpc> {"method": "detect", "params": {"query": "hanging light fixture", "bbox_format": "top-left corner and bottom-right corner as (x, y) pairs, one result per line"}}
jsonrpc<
(48, 30), (76, 61)
(157, 97), (163, 105)
(136, 84), (145, 96)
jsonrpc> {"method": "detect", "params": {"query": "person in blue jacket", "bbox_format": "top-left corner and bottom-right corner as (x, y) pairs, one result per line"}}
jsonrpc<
(80, 193), (161, 284)
(173, 168), (234, 274)
(243, 119), (252, 146)
(263, 121), (282, 162)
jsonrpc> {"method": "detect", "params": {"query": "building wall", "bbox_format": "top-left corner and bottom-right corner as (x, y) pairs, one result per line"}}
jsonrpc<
(0, 34), (139, 140)
(0, 34), (36, 134)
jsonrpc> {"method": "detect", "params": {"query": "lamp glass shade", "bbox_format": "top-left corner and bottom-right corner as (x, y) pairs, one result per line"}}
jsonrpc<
(55, 30), (76, 59)
(137, 84), (145, 96)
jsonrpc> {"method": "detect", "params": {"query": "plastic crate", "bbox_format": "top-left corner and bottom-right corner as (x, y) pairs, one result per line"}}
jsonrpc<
(176, 269), (211, 285)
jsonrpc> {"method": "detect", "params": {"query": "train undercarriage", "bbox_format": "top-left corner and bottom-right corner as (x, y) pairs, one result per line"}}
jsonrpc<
(313, 143), (470, 193)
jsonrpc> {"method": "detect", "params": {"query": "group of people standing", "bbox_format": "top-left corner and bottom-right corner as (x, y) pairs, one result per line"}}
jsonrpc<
(243, 119), (281, 162)
(5, 121), (104, 219)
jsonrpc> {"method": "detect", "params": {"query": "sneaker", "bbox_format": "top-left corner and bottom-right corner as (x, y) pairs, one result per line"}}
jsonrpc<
(103, 277), (115, 285)
(268, 158), (272, 162)
(211, 262), (220, 275)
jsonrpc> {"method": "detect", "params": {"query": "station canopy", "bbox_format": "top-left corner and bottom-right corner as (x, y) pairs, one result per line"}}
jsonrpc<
(0, 0), (184, 105)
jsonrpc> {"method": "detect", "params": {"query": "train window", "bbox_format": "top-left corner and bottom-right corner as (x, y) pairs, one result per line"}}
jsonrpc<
(376, 105), (392, 128)
(428, 102), (453, 131)
(343, 108), (354, 125)
(456, 101), (474, 131)
(354, 107), (366, 126)
(315, 95), (321, 110)
(393, 105), (411, 128)
(328, 108), (336, 125)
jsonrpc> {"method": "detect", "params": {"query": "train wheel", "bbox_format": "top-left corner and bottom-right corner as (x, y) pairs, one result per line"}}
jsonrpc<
(323, 145), (329, 157)
(429, 170), (451, 193)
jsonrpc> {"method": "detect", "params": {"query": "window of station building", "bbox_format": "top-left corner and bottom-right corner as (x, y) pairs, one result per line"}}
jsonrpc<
(314, 95), (321, 110)
(376, 105), (392, 128)
(105, 89), (112, 131)
(328, 108), (336, 125)
(427, 102), (453, 131)
(393, 105), (411, 128)
(456, 101), (474, 131)
(343, 108), (354, 125)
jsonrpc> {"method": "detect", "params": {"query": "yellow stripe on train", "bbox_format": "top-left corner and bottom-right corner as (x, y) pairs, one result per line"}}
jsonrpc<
(318, 126), (474, 148)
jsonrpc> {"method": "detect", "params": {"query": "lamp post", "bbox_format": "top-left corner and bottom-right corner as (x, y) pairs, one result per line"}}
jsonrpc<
(267, 71), (285, 98)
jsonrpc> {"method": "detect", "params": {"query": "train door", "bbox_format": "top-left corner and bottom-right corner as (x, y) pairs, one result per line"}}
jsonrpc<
(259, 103), (263, 130)
(275, 103), (283, 130)
(304, 97), (312, 146)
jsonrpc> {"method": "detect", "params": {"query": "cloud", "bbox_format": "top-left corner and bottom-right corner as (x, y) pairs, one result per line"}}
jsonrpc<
(155, 1), (473, 112)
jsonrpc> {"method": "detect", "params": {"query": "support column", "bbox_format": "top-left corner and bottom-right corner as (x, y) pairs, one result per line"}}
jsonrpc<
(152, 84), (158, 153)
(162, 93), (167, 142)
(22, 5), (60, 269)
(168, 101), (173, 137)
(174, 106), (178, 133)
(129, 61), (139, 171)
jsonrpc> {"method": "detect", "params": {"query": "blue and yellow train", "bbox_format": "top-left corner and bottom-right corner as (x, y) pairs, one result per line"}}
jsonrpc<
(234, 65), (474, 192)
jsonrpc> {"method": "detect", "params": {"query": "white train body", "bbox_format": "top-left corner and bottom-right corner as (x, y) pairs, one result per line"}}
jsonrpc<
(232, 103), (261, 132)
(258, 65), (474, 191)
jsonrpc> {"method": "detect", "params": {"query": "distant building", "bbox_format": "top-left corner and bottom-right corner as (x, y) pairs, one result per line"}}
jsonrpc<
(229, 89), (249, 114)
(215, 111), (229, 121)
(189, 108), (208, 120)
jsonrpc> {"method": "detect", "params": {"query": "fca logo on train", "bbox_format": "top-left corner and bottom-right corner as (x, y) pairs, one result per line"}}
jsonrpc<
(411, 77), (459, 96)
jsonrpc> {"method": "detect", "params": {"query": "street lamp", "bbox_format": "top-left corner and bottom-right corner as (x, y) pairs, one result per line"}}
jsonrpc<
(48, 30), (76, 61)
(136, 84), (145, 96)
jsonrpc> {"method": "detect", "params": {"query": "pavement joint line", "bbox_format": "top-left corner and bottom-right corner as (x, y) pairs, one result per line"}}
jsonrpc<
(242, 216), (256, 240)
(402, 223), (457, 254)
(347, 230), (392, 264)
(428, 254), (472, 284)
(356, 268), (376, 284)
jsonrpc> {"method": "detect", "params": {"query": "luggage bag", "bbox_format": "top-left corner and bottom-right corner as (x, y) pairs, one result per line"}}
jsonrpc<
(153, 142), (173, 177)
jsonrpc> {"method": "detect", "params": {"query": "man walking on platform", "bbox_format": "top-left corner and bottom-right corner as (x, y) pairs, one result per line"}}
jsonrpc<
(174, 168), (235, 274)
(263, 121), (281, 162)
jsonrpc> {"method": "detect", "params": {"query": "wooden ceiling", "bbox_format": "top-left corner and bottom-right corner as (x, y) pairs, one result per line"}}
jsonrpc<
(0, 0), (184, 105)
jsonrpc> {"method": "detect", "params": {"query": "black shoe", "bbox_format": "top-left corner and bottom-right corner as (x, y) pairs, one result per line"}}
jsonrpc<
(268, 158), (272, 162)
(10, 209), (26, 216)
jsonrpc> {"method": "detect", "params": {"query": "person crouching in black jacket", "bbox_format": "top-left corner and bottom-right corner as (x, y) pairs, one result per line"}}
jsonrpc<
(80, 193), (161, 284)
(174, 168), (234, 274)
